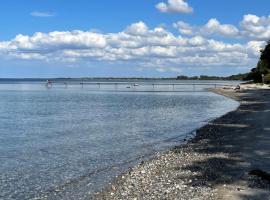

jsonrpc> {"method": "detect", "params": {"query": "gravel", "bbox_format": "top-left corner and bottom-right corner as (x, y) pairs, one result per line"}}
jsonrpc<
(94, 88), (270, 200)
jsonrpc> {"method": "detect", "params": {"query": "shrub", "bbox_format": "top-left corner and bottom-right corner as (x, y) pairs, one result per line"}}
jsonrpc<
(264, 73), (270, 84)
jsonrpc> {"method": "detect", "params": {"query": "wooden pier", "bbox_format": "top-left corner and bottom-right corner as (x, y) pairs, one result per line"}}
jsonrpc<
(45, 81), (236, 92)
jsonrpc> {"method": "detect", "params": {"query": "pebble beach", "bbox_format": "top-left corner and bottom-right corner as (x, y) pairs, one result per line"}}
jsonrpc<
(95, 85), (270, 200)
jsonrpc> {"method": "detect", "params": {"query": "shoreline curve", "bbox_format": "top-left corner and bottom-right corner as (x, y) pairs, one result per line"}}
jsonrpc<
(95, 87), (270, 199)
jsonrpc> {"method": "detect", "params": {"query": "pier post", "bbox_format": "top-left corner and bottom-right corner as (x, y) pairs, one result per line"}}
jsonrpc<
(193, 84), (195, 91)
(172, 84), (175, 91)
(115, 83), (118, 90)
(97, 83), (100, 89)
(46, 83), (52, 89)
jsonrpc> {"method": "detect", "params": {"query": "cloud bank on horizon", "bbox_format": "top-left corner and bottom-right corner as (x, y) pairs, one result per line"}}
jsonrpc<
(0, 0), (269, 77)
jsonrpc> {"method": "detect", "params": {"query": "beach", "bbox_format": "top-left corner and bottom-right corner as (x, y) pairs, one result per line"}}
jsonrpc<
(95, 85), (270, 200)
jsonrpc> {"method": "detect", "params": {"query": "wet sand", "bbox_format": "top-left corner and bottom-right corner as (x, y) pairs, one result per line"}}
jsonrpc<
(95, 86), (270, 200)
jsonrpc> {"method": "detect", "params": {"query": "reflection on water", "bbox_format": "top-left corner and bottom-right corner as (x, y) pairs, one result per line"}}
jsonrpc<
(0, 82), (239, 199)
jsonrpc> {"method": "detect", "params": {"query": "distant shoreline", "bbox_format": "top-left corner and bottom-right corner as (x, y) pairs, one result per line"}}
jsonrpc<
(0, 77), (178, 81)
(0, 74), (248, 82)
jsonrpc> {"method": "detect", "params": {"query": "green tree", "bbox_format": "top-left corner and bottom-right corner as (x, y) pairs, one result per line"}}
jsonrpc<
(248, 40), (270, 83)
(259, 40), (270, 83)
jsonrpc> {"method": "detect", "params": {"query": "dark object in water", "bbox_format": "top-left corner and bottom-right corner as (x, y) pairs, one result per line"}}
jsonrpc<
(46, 80), (52, 88)
(249, 169), (270, 183)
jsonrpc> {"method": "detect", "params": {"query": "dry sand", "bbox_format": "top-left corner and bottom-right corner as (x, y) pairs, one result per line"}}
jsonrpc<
(95, 86), (270, 200)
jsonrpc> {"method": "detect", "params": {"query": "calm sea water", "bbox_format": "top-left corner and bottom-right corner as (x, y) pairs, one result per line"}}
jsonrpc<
(0, 81), (239, 199)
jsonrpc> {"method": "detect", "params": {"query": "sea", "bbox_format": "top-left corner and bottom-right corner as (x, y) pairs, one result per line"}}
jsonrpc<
(0, 80), (240, 199)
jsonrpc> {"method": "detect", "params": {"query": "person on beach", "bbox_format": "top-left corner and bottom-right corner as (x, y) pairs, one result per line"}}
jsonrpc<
(234, 85), (241, 90)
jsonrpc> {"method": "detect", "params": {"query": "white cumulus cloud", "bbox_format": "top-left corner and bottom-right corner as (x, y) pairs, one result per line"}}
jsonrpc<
(240, 14), (270, 40)
(173, 18), (239, 38)
(174, 14), (270, 41)
(0, 21), (265, 73)
(156, 0), (193, 14)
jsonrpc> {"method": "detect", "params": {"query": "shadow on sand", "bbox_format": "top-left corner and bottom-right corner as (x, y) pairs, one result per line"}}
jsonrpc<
(173, 89), (270, 199)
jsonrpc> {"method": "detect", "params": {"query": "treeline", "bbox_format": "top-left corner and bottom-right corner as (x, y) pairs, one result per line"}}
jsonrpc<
(245, 40), (270, 84)
(177, 73), (249, 81)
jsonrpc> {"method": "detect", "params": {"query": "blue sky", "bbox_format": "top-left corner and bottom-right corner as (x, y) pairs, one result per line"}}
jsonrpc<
(0, 0), (269, 78)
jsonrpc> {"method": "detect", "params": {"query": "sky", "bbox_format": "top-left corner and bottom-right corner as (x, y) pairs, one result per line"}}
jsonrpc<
(0, 0), (269, 78)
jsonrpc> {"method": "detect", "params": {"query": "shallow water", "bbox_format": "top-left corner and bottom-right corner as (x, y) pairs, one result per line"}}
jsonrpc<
(0, 82), (239, 199)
